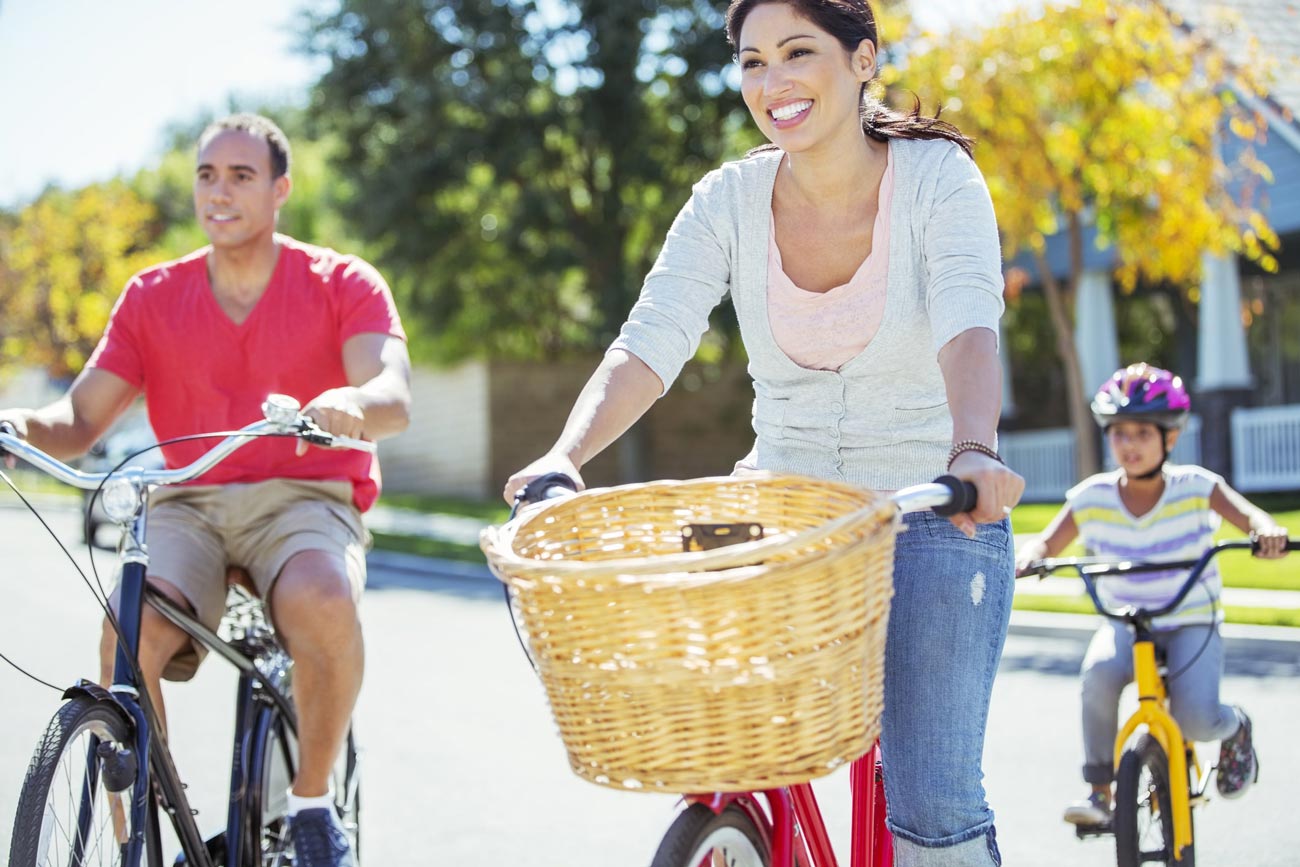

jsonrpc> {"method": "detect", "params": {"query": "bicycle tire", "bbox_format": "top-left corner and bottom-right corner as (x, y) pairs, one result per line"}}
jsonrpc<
(244, 709), (362, 866)
(650, 804), (770, 867)
(8, 695), (143, 867)
(1114, 733), (1194, 867)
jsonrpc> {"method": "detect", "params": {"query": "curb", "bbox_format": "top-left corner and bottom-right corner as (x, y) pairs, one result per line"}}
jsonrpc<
(365, 551), (1300, 653)
(1007, 609), (1300, 654)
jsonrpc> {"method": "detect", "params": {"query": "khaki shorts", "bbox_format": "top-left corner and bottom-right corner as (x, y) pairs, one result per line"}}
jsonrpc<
(112, 478), (370, 681)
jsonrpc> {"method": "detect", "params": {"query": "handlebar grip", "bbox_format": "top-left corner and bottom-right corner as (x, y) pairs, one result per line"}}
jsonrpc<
(515, 472), (578, 507)
(930, 474), (979, 517)
(0, 421), (16, 457)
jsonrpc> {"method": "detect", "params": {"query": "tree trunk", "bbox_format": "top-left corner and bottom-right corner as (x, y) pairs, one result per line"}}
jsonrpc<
(1034, 240), (1098, 481)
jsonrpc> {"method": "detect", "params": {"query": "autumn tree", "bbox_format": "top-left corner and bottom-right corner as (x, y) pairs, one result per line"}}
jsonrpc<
(899, 0), (1277, 475)
(0, 182), (163, 379)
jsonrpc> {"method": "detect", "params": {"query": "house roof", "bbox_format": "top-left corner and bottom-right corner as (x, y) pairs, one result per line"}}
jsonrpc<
(1161, 0), (1300, 124)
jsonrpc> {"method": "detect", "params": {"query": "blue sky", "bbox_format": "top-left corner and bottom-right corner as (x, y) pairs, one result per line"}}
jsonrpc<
(0, 0), (328, 208)
(0, 0), (1003, 210)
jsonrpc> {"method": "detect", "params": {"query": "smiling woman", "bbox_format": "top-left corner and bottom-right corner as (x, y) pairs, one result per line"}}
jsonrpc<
(504, 1), (1022, 864)
(0, 0), (325, 209)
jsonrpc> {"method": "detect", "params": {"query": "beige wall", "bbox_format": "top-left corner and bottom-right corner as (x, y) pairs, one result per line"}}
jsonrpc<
(377, 362), (491, 498)
(487, 357), (755, 495)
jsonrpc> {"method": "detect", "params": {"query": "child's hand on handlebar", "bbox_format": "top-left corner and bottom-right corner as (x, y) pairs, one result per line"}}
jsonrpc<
(1251, 526), (1290, 559)
(946, 450), (1025, 538)
(504, 454), (585, 506)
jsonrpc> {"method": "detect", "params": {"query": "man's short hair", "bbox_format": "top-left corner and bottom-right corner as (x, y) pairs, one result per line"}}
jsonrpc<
(197, 114), (292, 179)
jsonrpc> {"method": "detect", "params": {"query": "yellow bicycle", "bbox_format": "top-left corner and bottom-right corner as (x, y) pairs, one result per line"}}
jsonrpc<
(1024, 538), (1295, 867)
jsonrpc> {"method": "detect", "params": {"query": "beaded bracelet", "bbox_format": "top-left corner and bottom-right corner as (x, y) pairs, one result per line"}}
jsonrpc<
(947, 439), (1003, 470)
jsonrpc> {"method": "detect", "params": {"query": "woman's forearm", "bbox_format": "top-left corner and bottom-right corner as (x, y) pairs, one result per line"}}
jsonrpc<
(551, 350), (664, 470)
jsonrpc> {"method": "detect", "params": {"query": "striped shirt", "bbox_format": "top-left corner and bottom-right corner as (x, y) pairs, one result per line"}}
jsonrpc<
(1066, 465), (1224, 628)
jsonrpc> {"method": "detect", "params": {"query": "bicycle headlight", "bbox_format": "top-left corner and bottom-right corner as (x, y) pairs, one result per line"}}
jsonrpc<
(101, 478), (141, 523)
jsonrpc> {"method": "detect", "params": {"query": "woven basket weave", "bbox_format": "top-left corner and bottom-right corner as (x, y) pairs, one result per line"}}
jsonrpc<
(480, 473), (899, 793)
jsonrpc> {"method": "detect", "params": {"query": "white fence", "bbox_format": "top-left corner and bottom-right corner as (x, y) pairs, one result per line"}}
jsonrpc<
(1001, 414), (1208, 502)
(1231, 404), (1300, 493)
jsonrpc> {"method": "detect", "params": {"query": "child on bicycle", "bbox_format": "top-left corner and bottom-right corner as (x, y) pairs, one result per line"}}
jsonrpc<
(1014, 363), (1289, 827)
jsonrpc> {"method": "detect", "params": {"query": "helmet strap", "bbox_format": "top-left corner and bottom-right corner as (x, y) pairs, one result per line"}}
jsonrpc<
(1132, 426), (1170, 480)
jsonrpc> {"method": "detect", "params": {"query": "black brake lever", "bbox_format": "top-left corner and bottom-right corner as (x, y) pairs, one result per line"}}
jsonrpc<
(296, 418), (336, 447)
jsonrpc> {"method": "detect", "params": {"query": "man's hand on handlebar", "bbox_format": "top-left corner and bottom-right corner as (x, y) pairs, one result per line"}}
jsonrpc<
(298, 388), (366, 456)
(0, 415), (29, 470)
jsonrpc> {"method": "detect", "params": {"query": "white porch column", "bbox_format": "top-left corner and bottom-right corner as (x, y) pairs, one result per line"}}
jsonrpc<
(1197, 252), (1252, 389)
(1075, 268), (1121, 394)
(999, 321), (1016, 419)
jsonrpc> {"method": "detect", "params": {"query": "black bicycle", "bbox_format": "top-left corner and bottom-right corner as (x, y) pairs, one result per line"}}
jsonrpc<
(1, 395), (366, 867)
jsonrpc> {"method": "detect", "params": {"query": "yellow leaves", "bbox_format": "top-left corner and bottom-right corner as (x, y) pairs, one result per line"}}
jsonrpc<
(893, 0), (1278, 294)
(1229, 114), (1260, 141)
(0, 181), (164, 378)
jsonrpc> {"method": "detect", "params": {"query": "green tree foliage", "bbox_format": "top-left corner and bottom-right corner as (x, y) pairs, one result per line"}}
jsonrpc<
(0, 182), (163, 378)
(900, 0), (1279, 473)
(304, 0), (753, 361)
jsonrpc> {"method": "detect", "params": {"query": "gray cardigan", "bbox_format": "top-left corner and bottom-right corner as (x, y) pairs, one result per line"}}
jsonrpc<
(609, 137), (1004, 491)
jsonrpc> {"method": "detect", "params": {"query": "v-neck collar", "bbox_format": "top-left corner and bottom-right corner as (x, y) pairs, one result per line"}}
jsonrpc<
(752, 141), (902, 374)
(201, 237), (285, 331)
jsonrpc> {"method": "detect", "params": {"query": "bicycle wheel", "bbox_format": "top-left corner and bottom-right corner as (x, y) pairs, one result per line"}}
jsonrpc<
(1114, 733), (1194, 867)
(651, 804), (770, 867)
(9, 696), (144, 867)
(244, 709), (362, 866)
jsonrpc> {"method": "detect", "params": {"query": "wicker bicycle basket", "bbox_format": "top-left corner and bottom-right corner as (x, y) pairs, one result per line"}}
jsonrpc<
(480, 473), (900, 793)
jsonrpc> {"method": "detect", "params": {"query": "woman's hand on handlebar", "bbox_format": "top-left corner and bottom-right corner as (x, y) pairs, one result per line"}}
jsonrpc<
(504, 454), (585, 506)
(1252, 525), (1290, 559)
(946, 450), (1024, 538)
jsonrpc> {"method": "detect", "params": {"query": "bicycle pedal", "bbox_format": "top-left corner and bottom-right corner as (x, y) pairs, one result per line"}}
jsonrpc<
(1073, 820), (1112, 840)
(173, 831), (227, 866)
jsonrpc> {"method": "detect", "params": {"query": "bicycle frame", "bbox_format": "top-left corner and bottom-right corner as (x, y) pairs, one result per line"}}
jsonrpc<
(683, 742), (892, 867)
(87, 495), (306, 867)
(1113, 623), (1198, 862)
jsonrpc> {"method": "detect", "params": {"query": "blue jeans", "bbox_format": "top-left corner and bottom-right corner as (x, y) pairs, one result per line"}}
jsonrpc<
(880, 512), (1013, 867)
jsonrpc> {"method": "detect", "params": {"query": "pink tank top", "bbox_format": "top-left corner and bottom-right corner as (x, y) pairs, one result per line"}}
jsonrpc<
(767, 150), (893, 371)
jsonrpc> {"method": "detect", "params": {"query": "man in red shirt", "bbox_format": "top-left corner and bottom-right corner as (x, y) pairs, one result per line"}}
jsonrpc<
(0, 114), (409, 867)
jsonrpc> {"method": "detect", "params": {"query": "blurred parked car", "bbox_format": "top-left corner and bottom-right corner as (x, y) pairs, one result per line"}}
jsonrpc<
(81, 421), (162, 548)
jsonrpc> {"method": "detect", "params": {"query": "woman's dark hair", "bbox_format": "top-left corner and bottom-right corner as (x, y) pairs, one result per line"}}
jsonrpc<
(726, 0), (973, 157)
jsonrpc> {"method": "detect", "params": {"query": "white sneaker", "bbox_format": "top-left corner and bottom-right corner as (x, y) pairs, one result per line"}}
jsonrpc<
(1063, 792), (1111, 826)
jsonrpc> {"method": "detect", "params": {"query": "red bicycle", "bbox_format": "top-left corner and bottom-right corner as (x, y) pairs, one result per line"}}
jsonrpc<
(483, 472), (977, 867)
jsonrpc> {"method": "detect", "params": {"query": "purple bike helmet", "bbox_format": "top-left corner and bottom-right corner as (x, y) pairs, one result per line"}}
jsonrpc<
(1090, 363), (1191, 430)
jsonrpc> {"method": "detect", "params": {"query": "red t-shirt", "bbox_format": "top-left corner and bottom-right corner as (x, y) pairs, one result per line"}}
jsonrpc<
(86, 235), (406, 512)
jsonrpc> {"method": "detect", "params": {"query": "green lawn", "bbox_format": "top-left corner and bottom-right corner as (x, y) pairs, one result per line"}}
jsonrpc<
(1011, 504), (1300, 592)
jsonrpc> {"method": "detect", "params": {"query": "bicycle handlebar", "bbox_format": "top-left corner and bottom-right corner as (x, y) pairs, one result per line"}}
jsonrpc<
(1022, 538), (1300, 623)
(892, 475), (979, 516)
(0, 394), (375, 492)
(510, 472), (982, 519)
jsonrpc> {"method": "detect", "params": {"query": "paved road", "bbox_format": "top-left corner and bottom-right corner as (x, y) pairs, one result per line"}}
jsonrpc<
(2, 504), (1298, 865)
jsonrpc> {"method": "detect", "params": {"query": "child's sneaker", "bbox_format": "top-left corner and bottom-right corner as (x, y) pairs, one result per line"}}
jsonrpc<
(1216, 706), (1258, 798)
(1063, 791), (1111, 826)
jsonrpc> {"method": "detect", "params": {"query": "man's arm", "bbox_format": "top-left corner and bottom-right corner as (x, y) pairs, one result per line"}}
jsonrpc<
(300, 333), (411, 445)
(1, 368), (138, 461)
